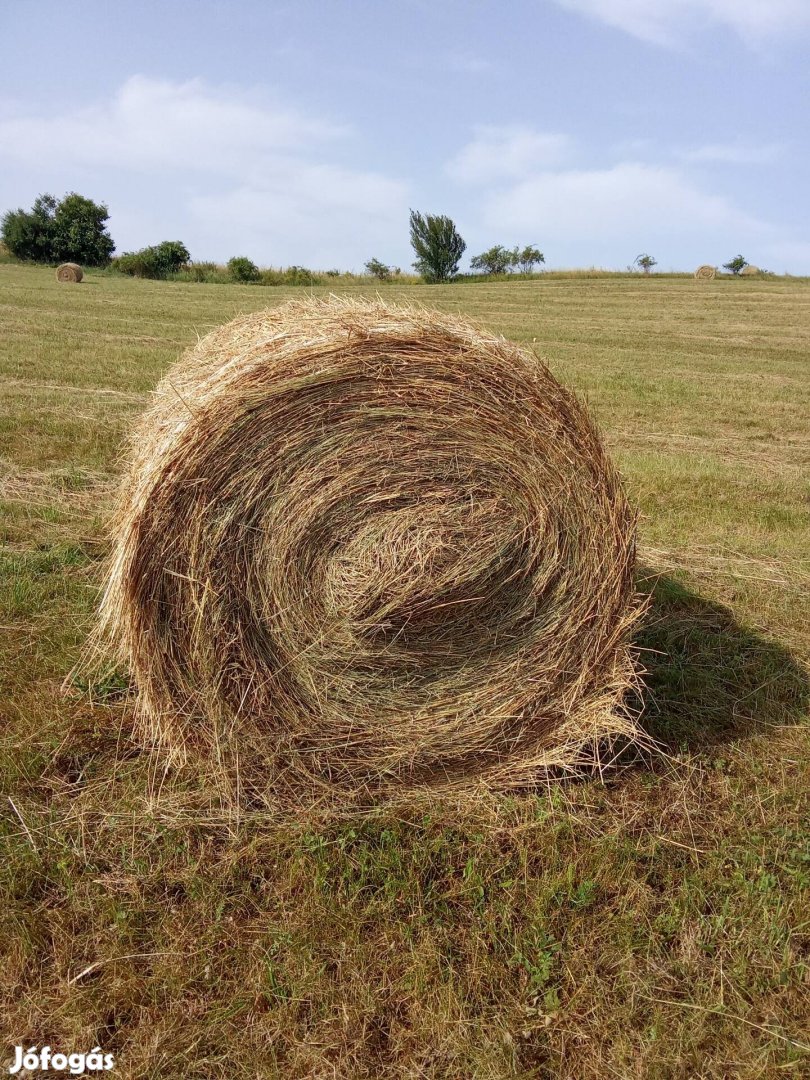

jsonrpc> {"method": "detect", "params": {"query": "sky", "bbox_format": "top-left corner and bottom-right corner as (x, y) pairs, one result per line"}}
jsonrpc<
(1, 0), (808, 273)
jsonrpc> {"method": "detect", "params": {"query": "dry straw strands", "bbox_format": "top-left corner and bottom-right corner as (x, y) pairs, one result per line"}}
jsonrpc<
(694, 265), (717, 281)
(96, 297), (642, 809)
(56, 262), (83, 283)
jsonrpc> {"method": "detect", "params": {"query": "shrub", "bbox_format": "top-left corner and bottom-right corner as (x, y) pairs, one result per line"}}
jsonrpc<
(113, 241), (190, 279)
(258, 266), (324, 286)
(173, 262), (230, 284)
(723, 254), (748, 275)
(634, 253), (657, 274)
(364, 257), (394, 281)
(227, 256), (260, 283)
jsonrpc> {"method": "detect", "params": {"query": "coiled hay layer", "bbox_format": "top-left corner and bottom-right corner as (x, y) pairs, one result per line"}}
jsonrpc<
(99, 298), (641, 805)
(694, 264), (716, 281)
(56, 262), (83, 283)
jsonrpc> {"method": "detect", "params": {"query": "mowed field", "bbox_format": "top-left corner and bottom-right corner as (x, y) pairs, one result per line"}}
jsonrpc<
(1, 263), (808, 1078)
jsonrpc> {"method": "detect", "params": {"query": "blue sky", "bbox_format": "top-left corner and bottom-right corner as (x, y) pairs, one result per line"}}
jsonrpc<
(1, 0), (808, 272)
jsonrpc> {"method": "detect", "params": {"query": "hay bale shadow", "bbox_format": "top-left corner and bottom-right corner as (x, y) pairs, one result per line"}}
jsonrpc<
(634, 572), (808, 750)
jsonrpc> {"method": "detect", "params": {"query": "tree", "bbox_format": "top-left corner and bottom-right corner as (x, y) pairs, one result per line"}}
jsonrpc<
(1, 191), (114, 265)
(51, 193), (115, 265)
(723, 254), (748, 275)
(227, 256), (260, 282)
(516, 244), (544, 274)
(364, 257), (394, 281)
(409, 210), (465, 283)
(634, 253), (657, 274)
(470, 245), (514, 275)
(1, 194), (57, 262)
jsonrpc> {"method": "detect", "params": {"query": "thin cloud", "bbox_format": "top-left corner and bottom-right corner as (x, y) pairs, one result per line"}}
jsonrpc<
(446, 126), (571, 185)
(553, 0), (810, 46)
(679, 141), (785, 165)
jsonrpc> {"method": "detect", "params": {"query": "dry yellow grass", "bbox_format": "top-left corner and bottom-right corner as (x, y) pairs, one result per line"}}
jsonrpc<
(1, 265), (808, 1078)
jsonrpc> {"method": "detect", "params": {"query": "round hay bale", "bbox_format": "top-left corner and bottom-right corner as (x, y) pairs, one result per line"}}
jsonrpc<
(97, 298), (642, 807)
(740, 264), (761, 277)
(694, 264), (716, 281)
(56, 262), (83, 283)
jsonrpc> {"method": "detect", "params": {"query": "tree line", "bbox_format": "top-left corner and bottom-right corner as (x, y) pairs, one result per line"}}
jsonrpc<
(1, 191), (760, 282)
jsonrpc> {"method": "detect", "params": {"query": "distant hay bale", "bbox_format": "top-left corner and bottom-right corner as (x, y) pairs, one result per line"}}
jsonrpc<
(740, 264), (761, 277)
(694, 264), (716, 281)
(56, 262), (83, 283)
(96, 297), (642, 808)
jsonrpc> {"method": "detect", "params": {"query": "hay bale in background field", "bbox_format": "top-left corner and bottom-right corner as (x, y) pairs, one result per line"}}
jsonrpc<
(694, 264), (716, 281)
(97, 297), (642, 807)
(56, 262), (83, 283)
(740, 265), (761, 276)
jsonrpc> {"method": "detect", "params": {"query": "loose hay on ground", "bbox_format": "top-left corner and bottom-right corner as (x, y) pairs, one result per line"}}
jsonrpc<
(94, 297), (643, 810)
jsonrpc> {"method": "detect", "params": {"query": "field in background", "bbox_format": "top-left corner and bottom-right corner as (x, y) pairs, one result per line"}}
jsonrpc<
(1, 263), (808, 1077)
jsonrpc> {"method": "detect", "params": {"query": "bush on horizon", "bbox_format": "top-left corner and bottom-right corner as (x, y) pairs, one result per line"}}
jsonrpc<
(113, 241), (190, 279)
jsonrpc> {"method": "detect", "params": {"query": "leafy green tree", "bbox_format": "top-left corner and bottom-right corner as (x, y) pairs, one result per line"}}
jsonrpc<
(723, 254), (748, 275)
(1, 192), (114, 265)
(409, 210), (465, 283)
(227, 256), (260, 282)
(51, 193), (115, 265)
(1, 194), (57, 262)
(470, 245), (514, 275)
(516, 244), (544, 274)
(634, 253), (657, 274)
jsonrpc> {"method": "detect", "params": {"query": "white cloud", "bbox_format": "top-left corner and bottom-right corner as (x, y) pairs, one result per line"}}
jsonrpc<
(446, 126), (571, 185)
(473, 160), (775, 267)
(0, 76), (410, 268)
(444, 53), (494, 75)
(679, 142), (785, 165)
(0, 75), (345, 178)
(553, 0), (810, 46)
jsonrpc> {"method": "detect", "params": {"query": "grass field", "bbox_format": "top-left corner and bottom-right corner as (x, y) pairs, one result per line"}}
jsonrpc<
(1, 263), (808, 1078)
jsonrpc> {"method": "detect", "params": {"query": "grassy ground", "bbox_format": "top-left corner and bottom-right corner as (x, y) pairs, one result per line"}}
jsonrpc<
(1, 263), (808, 1078)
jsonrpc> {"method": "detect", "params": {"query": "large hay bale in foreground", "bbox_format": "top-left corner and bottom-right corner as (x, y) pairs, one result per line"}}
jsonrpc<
(56, 262), (83, 283)
(98, 298), (642, 806)
(694, 264), (716, 280)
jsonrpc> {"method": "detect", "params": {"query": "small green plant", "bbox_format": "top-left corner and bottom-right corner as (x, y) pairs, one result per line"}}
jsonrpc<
(364, 257), (395, 281)
(227, 256), (260, 283)
(174, 261), (228, 283)
(723, 254), (748, 275)
(634, 253), (657, 274)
